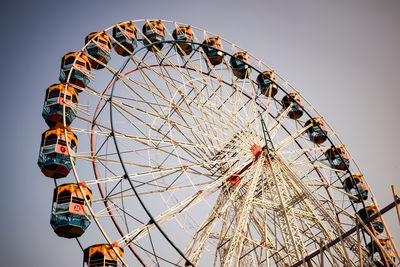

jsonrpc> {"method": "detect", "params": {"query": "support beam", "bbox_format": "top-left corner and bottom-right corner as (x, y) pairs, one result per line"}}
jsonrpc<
(392, 185), (400, 224)
(290, 198), (400, 267)
(371, 197), (400, 262)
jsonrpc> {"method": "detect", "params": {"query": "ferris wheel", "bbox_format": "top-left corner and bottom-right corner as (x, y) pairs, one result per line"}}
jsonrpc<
(37, 19), (399, 266)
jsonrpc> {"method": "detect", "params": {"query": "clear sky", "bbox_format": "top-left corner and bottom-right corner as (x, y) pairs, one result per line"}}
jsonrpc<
(1, 0), (399, 266)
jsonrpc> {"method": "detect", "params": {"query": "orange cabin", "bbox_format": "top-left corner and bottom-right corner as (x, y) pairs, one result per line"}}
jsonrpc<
(202, 37), (224, 66)
(112, 22), (137, 56)
(85, 32), (112, 70)
(257, 71), (278, 97)
(358, 205), (384, 233)
(142, 20), (165, 51)
(230, 52), (251, 79)
(304, 117), (327, 144)
(324, 146), (350, 171)
(42, 83), (78, 128)
(50, 183), (92, 238)
(59, 52), (91, 90)
(281, 93), (303, 120)
(38, 127), (78, 178)
(84, 244), (124, 267)
(172, 26), (194, 55)
(343, 174), (368, 203)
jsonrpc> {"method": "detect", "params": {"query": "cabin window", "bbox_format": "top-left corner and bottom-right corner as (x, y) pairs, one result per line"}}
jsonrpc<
(86, 195), (92, 204)
(312, 125), (322, 131)
(57, 190), (71, 204)
(59, 93), (71, 100)
(58, 139), (67, 147)
(72, 196), (84, 205)
(45, 134), (58, 146)
(70, 139), (77, 148)
(64, 56), (75, 66)
(90, 252), (106, 264)
(76, 60), (85, 67)
(72, 95), (78, 103)
(98, 39), (107, 45)
(48, 89), (60, 99)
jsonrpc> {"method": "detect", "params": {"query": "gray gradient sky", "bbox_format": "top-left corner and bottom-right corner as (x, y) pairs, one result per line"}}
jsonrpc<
(1, 0), (399, 266)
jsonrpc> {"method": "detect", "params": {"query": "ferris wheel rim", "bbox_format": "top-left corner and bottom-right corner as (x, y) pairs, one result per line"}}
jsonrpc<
(56, 19), (378, 266)
(107, 40), (369, 261)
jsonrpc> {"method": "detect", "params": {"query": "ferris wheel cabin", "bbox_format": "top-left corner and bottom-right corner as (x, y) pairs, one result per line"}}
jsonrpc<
(59, 52), (91, 90)
(85, 32), (112, 70)
(343, 174), (369, 203)
(84, 244), (124, 267)
(304, 117), (327, 145)
(257, 71), (278, 97)
(324, 145), (350, 171)
(230, 52), (251, 79)
(367, 238), (396, 267)
(281, 93), (304, 120)
(142, 20), (165, 51)
(50, 183), (92, 238)
(357, 205), (384, 233)
(172, 26), (194, 55)
(36, 20), (400, 267)
(112, 22), (138, 57)
(37, 127), (77, 178)
(42, 83), (78, 128)
(202, 37), (224, 66)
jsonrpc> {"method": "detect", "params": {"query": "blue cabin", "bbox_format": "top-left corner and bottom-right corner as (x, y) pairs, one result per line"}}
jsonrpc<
(50, 183), (92, 238)
(281, 93), (303, 120)
(230, 52), (251, 79)
(172, 26), (194, 55)
(343, 174), (368, 203)
(367, 239), (396, 267)
(59, 52), (91, 91)
(42, 83), (78, 128)
(112, 22), (138, 56)
(142, 20), (165, 51)
(324, 146), (350, 171)
(202, 37), (224, 66)
(85, 32), (112, 70)
(358, 206), (384, 234)
(257, 71), (278, 97)
(304, 117), (327, 145)
(37, 128), (77, 178)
